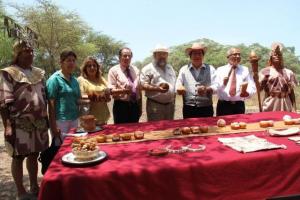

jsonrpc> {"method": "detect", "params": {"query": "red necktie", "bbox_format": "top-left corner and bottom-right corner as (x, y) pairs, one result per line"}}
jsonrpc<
(229, 66), (237, 96)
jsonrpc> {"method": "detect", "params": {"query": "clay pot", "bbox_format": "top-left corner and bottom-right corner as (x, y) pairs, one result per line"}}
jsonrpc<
(80, 115), (96, 132)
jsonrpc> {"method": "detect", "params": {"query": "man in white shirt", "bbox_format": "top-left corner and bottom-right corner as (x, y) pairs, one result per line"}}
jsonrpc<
(140, 44), (176, 121)
(176, 43), (218, 118)
(216, 47), (256, 116)
(108, 47), (142, 124)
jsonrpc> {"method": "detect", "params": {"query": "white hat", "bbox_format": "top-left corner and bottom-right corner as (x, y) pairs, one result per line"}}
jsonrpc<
(152, 44), (169, 53)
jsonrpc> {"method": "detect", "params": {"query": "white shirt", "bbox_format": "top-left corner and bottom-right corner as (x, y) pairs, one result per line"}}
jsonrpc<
(216, 64), (256, 101)
(140, 62), (176, 103)
(176, 63), (218, 107)
(108, 64), (141, 101)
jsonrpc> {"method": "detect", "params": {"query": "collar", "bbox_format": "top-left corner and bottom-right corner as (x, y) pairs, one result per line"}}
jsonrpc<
(1, 65), (44, 84)
(228, 63), (240, 69)
(188, 63), (206, 70)
(120, 64), (132, 72)
(58, 70), (74, 81)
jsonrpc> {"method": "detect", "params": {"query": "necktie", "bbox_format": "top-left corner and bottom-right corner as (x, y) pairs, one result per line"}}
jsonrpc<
(125, 68), (137, 102)
(229, 66), (237, 97)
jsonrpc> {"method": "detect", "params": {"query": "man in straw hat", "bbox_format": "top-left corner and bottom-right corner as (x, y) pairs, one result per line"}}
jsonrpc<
(259, 42), (298, 112)
(176, 42), (218, 118)
(215, 47), (256, 116)
(140, 44), (176, 121)
(0, 40), (49, 199)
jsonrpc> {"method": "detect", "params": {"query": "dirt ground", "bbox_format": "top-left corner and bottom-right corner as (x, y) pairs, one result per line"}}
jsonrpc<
(0, 95), (260, 199)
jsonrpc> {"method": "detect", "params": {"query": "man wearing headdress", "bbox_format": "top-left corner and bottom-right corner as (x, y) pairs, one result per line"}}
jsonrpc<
(259, 42), (298, 112)
(0, 40), (49, 199)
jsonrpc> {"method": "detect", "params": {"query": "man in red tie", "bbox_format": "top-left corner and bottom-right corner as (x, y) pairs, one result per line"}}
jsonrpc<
(216, 47), (256, 116)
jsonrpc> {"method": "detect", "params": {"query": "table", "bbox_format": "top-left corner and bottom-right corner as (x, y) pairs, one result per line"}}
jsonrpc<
(39, 111), (300, 200)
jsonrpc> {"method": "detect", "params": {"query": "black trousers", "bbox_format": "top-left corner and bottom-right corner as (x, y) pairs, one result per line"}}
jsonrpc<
(216, 100), (245, 116)
(113, 100), (141, 124)
(183, 105), (214, 119)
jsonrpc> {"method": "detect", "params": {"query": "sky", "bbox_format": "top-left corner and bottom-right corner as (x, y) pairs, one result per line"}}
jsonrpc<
(3, 0), (300, 62)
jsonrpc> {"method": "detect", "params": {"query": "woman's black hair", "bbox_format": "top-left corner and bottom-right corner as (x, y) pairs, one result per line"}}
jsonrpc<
(60, 50), (77, 62)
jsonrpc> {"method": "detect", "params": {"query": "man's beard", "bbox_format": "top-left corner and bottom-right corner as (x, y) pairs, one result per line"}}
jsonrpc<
(156, 60), (167, 67)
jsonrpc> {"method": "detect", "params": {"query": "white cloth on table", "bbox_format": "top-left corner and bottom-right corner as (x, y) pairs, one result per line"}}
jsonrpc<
(218, 135), (286, 153)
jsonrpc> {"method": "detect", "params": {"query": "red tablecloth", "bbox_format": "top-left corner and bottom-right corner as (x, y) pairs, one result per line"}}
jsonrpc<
(39, 111), (300, 200)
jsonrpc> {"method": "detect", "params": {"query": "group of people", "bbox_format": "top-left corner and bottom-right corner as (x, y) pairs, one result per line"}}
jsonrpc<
(0, 40), (298, 199)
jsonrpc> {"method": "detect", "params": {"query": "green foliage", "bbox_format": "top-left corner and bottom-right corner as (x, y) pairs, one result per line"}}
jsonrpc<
(0, 33), (13, 67)
(7, 0), (124, 77)
(140, 38), (300, 75)
(13, 0), (89, 76)
(85, 32), (125, 73)
(0, 1), (14, 67)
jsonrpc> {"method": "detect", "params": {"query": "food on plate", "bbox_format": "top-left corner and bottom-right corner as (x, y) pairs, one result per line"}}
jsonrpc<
(134, 131), (144, 140)
(267, 120), (274, 127)
(259, 120), (274, 128)
(284, 118), (295, 125)
(239, 122), (247, 129)
(112, 134), (121, 142)
(95, 134), (106, 143)
(190, 126), (200, 134)
(217, 119), (226, 127)
(181, 127), (192, 135)
(120, 133), (132, 141)
(199, 126), (209, 133)
(292, 118), (300, 125)
(72, 140), (99, 161)
(230, 122), (240, 130)
(259, 121), (269, 128)
(173, 128), (182, 135)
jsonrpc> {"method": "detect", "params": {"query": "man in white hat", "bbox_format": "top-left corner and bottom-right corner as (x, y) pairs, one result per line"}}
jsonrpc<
(215, 47), (256, 116)
(176, 42), (218, 118)
(140, 44), (176, 121)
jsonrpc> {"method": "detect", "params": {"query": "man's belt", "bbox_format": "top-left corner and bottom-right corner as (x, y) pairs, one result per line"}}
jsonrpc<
(219, 100), (243, 104)
(147, 98), (172, 105)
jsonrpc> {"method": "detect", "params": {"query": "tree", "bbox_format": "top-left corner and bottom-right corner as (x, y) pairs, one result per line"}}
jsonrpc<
(0, 0), (14, 67)
(13, 0), (93, 76)
(10, 0), (125, 77)
(140, 38), (300, 75)
(85, 32), (125, 73)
